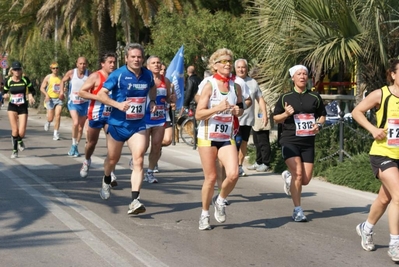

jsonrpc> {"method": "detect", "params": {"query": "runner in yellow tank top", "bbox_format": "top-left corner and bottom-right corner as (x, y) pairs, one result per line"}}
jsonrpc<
(40, 62), (63, 140)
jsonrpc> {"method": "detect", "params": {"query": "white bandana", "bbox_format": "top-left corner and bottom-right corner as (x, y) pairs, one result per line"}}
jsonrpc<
(289, 65), (308, 77)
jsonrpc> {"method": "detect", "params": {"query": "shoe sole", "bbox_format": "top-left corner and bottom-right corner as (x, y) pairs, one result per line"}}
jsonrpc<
(356, 224), (375, 251)
(292, 217), (308, 222)
(199, 225), (212, 230)
(388, 252), (399, 262)
(99, 191), (110, 200)
(127, 205), (146, 215)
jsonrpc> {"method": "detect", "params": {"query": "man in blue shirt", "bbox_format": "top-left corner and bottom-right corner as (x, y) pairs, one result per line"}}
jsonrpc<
(97, 43), (157, 215)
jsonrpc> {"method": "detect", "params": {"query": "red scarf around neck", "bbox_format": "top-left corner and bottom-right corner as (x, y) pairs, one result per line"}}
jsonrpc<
(213, 73), (231, 89)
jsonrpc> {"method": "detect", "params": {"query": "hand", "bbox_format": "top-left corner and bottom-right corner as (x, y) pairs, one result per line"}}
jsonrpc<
(45, 96), (50, 102)
(284, 102), (294, 117)
(59, 93), (65, 101)
(372, 127), (387, 141)
(28, 94), (35, 106)
(169, 93), (177, 103)
(3, 93), (9, 100)
(150, 101), (157, 113)
(170, 102), (176, 111)
(262, 117), (268, 127)
(230, 105), (240, 116)
(119, 101), (131, 112)
(218, 98), (230, 112)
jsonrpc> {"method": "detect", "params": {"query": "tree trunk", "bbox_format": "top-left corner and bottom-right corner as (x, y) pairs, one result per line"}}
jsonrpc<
(97, 3), (117, 69)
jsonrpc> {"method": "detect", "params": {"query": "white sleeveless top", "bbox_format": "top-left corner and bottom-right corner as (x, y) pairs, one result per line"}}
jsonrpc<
(197, 77), (237, 141)
(68, 68), (89, 104)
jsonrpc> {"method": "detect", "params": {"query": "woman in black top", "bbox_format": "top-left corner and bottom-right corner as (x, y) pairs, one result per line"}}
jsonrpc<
(273, 65), (326, 222)
(3, 61), (36, 158)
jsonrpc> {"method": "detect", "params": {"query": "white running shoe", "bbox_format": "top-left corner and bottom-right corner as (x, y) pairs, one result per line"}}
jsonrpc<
(199, 215), (211, 230)
(18, 141), (25, 152)
(356, 223), (375, 251)
(281, 170), (291, 196)
(44, 121), (50, 131)
(153, 164), (159, 173)
(127, 199), (146, 215)
(99, 179), (111, 200)
(212, 195), (226, 223)
(388, 244), (399, 262)
(145, 172), (158, 183)
(80, 161), (90, 178)
(10, 150), (18, 159)
(53, 133), (60, 141)
(292, 209), (307, 222)
(110, 172), (118, 187)
(247, 163), (259, 170)
(238, 166), (247, 177)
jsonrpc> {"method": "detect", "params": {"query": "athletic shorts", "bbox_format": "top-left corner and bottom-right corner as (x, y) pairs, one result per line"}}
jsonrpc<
(369, 155), (399, 179)
(281, 143), (315, 163)
(107, 123), (146, 142)
(89, 119), (108, 129)
(8, 103), (28, 115)
(68, 101), (89, 117)
(46, 98), (63, 110)
(146, 122), (165, 129)
(238, 125), (252, 142)
(197, 138), (236, 149)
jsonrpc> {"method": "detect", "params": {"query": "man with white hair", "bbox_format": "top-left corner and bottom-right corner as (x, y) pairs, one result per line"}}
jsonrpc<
(273, 64), (326, 222)
(235, 59), (269, 176)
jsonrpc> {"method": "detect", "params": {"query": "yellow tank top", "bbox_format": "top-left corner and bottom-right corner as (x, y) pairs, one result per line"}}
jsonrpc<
(46, 75), (62, 98)
(369, 86), (399, 159)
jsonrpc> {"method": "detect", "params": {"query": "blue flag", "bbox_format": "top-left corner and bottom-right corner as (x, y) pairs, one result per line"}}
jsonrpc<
(166, 45), (184, 110)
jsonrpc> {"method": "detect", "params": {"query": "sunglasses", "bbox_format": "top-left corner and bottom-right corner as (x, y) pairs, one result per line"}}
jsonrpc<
(52, 67), (59, 70)
(217, 59), (232, 65)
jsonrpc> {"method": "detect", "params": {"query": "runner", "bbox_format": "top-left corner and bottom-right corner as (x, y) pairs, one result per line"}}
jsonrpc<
(40, 62), (63, 141)
(78, 52), (117, 187)
(59, 57), (90, 157)
(144, 56), (174, 183)
(97, 43), (157, 215)
(3, 61), (36, 158)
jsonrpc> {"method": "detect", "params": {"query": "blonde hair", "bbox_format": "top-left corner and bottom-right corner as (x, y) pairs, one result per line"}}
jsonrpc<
(49, 62), (58, 68)
(207, 48), (234, 74)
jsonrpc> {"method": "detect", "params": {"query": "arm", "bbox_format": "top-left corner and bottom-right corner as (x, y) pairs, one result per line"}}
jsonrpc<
(234, 84), (244, 117)
(59, 70), (73, 100)
(40, 75), (50, 101)
(352, 89), (386, 140)
(256, 94), (268, 126)
(78, 72), (99, 101)
(183, 77), (194, 107)
(273, 101), (294, 124)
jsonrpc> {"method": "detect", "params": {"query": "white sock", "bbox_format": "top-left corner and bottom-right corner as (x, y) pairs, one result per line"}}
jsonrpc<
(147, 169), (153, 173)
(84, 159), (91, 165)
(201, 210), (209, 217)
(54, 130), (58, 135)
(217, 195), (226, 205)
(390, 234), (399, 246)
(363, 220), (374, 234)
(72, 138), (77, 145)
(294, 206), (302, 212)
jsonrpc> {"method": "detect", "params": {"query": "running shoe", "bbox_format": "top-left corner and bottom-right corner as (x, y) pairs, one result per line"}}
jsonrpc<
(238, 166), (247, 177)
(292, 209), (308, 222)
(212, 195), (226, 223)
(281, 170), (291, 196)
(129, 158), (133, 170)
(110, 172), (118, 187)
(256, 163), (270, 172)
(144, 172), (158, 183)
(10, 150), (18, 159)
(99, 179), (111, 200)
(53, 133), (60, 141)
(44, 121), (50, 131)
(223, 199), (230, 206)
(68, 145), (75, 156)
(247, 163), (259, 170)
(199, 215), (212, 230)
(80, 161), (90, 178)
(153, 164), (159, 173)
(73, 145), (80, 157)
(127, 199), (146, 215)
(356, 223), (375, 251)
(388, 244), (399, 262)
(18, 141), (25, 151)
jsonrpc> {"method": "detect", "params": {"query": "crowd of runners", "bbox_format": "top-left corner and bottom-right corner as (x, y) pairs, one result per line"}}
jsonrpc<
(2, 43), (399, 262)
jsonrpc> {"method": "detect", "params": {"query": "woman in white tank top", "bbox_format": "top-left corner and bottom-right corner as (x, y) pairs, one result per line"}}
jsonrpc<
(195, 48), (244, 230)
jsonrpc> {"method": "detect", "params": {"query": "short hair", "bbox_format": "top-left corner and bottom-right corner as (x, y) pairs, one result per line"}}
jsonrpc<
(100, 52), (117, 63)
(146, 55), (160, 66)
(234, 59), (248, 69)
(207, 48), (234, 74)
(125, 43), (145, 58)
(387, 58), (399, 84)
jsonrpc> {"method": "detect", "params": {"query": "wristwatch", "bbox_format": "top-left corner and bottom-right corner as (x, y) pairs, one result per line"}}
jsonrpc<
(316, 122), (323, 129)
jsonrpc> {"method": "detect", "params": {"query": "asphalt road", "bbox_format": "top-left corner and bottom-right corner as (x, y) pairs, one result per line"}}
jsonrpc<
(0, 106), (393, 267)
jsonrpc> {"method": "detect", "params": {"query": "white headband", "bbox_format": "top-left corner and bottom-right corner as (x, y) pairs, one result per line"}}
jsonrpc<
(289, 65), (308, 77)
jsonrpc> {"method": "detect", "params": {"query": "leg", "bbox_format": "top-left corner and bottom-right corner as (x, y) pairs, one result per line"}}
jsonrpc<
(54, 105), (62, 131)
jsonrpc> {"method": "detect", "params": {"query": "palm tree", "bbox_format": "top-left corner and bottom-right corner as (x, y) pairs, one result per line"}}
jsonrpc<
(247, 0), (399, 104)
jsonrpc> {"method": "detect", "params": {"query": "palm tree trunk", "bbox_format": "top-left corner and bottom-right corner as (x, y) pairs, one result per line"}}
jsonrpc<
(97, 2), (117, 69)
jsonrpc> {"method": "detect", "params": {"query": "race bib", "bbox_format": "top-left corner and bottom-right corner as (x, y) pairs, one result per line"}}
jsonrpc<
(387, 118), (399, 146)
(102, 105), (112, 118)
(72, 92), (86, 104)
(208, 114), (233, 141)
(126, 97), (146, 120)
(294, 114), (316, 136)
(150, 105), (165, 120)
(11, 93), (25, 105)
(53, 84), (60, 94)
